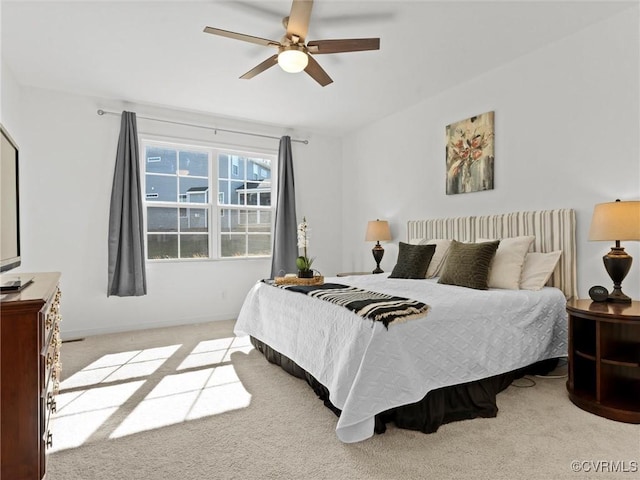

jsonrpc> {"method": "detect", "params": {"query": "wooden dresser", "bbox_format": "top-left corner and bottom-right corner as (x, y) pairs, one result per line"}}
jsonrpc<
(1, 272), (62, 480)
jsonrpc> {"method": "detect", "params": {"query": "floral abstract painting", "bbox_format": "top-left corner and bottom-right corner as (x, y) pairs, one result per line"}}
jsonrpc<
(446, 111), (495, 195)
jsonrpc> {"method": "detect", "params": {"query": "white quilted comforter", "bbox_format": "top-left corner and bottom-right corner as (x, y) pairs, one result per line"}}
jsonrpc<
(234, 274), (567, 443)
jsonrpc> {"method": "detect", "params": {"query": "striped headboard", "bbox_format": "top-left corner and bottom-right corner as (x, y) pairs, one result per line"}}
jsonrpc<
(407, 209), (577, 299)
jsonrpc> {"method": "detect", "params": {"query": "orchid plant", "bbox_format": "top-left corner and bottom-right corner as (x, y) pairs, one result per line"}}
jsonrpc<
(296, 217), (314, 273)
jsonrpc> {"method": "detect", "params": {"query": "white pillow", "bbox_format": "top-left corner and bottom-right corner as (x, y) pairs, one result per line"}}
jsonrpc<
(477, 236), (535, 289)
(418, 239), (452, 278)
(520, 251), (562, 290)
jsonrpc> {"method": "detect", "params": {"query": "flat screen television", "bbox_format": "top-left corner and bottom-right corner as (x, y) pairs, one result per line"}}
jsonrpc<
(1, 124), (21, 273)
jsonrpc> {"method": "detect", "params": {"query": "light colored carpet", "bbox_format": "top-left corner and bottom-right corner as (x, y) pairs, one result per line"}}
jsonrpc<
(48, 320), (639, 480)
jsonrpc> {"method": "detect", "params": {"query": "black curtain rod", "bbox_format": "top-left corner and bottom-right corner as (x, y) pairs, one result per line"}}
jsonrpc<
(96, 109), (308, 145)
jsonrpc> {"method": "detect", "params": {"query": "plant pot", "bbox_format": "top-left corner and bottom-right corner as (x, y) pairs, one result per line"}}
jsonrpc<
(297, 270), (314, 279)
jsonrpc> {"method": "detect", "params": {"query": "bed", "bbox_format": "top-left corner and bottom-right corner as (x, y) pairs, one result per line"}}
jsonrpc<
(234, 208), (576, 443)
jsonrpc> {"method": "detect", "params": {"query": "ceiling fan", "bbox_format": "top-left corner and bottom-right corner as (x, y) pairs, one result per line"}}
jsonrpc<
(203, 0), (380, 87)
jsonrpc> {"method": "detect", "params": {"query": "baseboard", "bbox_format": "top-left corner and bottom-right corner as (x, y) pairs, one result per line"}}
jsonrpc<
(60, 313), (237, 341)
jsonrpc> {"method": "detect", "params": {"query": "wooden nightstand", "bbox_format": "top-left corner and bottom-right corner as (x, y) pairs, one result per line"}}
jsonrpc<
(336, 271), (373, 277)
(566, 299), (640, 423)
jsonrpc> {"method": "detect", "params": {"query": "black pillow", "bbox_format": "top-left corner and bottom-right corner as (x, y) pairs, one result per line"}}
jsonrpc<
(389, 242), (436, 279)
(438, 239), (499, 290)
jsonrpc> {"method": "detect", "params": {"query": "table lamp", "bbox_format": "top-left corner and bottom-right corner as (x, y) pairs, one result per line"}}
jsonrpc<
(365, 219), (392, 274)
(588, 199), (640, 303)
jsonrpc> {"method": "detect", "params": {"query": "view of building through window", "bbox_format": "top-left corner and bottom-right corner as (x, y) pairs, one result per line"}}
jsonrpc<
(142, 140), (274, 260)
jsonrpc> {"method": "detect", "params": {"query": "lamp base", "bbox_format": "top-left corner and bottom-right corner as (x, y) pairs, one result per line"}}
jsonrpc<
(607, 288), (632, 303)
(372, 243), (385, 274)
(603, 246), (633, 304)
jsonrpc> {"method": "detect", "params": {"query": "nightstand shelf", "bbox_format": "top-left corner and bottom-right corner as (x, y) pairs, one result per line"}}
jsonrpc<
(566, 299), (640, 424)
(574, 350), (596, 362)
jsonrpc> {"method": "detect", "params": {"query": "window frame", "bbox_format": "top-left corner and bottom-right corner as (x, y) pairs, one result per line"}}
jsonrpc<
(140, 136), (276, 263)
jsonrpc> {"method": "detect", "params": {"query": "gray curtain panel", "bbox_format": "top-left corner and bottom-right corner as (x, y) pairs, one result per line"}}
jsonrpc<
(107, 111), (147, 296)
(270, 136), (298, 278)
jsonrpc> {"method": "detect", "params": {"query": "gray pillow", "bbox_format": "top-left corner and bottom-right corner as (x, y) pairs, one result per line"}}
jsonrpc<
(438, 240), (499, 290)
(389, 242), (436, 279)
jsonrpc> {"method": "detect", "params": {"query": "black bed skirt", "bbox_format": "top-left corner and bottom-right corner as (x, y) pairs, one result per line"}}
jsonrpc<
(250, 336), (558, 435)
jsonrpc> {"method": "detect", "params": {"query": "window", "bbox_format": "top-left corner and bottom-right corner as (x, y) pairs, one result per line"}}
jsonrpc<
(218, 154), (272, 257)
(142, 140), (274, 260)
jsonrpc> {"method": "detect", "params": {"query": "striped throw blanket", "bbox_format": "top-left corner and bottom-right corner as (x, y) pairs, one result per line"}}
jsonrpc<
(275, 282), (430, 328)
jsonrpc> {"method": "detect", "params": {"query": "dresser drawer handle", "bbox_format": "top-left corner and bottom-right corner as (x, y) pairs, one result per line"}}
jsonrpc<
(47, 392), (57, 413)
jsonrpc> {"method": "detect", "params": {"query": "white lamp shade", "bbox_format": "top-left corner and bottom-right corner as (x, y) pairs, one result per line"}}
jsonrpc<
(365, 220), (392, 242)
(278, 48), (308, 73)
(588, 200), (640, 241)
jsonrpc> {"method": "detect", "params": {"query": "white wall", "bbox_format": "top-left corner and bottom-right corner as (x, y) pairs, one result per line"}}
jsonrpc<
(3, 83), (342, 339)
(1, 61), (23, 139)
(341, 8), (640, 300)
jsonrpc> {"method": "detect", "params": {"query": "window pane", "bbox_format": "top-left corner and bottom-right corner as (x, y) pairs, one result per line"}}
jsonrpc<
(146, 147), (177, 174)
(246, 210), (271, 230)
(180, 235), (209, 258)
(248, 234), (271, 256)
(179, 177), (209, 203)
(218, 180), (230, 205)
(230, 181), (244, 205)
(246, 191), (258, 206)
(230, 156), (242, 178)
(220, 234), (246, 257)
(148, 234), (178, 259)
(250, 158), (271, 179)
(179, 150), (208, 177)
(180, 208), (208, 233)
(220, 209), (229, 232)
(218, 154), (229, 178)
(147, 207), (178, 232)
(146, 174), (177, 202)
(220, 209), (245, 233)
(248, 159), (270, 181)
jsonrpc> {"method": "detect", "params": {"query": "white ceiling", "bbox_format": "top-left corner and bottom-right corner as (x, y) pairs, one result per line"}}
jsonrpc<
(1, 1), (635, 135)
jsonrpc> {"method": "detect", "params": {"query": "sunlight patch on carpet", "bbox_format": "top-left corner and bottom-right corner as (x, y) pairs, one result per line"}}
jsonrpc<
(49, 381), (145, 453)
(51, 336), (254, 450)
(60, 345), (182, 390)
(110, 364), (251, 438)
(177, 336), (253, 370)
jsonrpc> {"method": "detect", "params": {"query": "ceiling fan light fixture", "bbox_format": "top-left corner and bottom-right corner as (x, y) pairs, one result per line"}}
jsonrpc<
(203, 0), (380, 86)
(277, 46), (308, 73)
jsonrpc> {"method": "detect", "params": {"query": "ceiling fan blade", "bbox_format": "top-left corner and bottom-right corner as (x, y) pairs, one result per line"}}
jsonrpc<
(307, 38), (380, 54)
(304, 55), (333, 87)
(203, 27), (281, 48)
(240, 55), (279, 80)
(286, 0), (313, 42)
